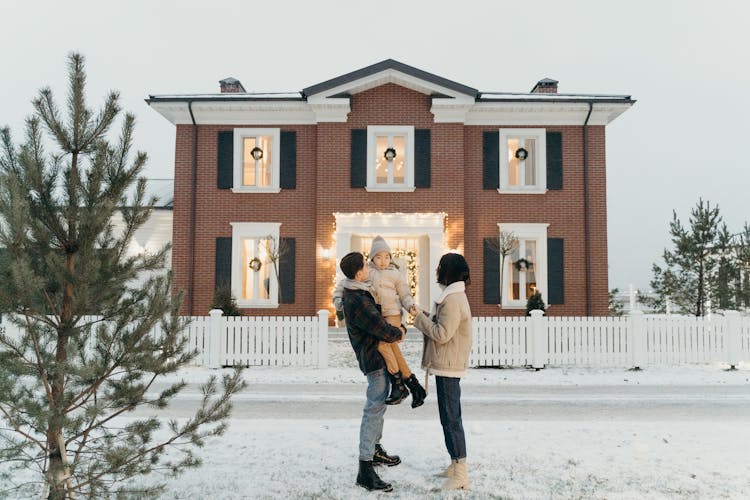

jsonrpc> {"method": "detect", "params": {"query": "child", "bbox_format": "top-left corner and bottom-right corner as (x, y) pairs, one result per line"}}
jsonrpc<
(339, 251), (405, 492)
(334, 236), (427, 408)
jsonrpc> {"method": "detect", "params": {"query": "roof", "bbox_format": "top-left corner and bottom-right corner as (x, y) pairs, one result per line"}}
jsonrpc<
(478, 92), (634, 104)
(123, 179), (173, 209)
(147, 92), (304, 103)
(146, 59), (633, 105)
(301, 59), (479, 98)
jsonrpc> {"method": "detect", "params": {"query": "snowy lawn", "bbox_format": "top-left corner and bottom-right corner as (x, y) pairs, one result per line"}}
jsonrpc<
(147, 418), (749, 500)
(3, 340), (749, 499)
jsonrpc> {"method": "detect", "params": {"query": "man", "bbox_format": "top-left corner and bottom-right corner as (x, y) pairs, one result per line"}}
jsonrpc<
(339, 251), (406, 492)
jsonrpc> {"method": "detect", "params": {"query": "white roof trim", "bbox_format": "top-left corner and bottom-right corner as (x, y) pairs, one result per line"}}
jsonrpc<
(148, 97), (633, 126)
(148, 101), (317, 125)
(310, 68), (470, 99)
(465, 102), (632, 126)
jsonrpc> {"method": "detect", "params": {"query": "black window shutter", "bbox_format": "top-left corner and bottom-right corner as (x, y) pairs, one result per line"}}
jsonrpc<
(547, 238), (564, 304)
(483, 237), (500, 304)
(215, 237), (232, 290)
(414, 129), (431, 188)
(217, 131), (234, 189)
(279, 237), (295, 304)
(280, 130), (297, 190)
(482, 131), (499, 189)
(350, 129), (367, 188)
(546, 131), (563, 190)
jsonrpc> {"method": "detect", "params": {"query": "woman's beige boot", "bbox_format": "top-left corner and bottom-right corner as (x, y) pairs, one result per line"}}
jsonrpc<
(441, 459), (470, 490)
(434, 462), (455, 478)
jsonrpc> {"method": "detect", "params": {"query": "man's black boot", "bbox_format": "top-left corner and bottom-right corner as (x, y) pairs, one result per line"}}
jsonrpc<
(356, 460), (393, 492)
(385, 371), (408, 405)
(372, 443), (401, 467)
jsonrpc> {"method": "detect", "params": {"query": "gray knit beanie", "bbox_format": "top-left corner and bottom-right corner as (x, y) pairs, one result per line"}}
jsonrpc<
(369, 236), (391, 260)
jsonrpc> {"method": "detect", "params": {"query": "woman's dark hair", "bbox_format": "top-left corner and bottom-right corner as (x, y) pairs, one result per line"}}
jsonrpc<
(436, 253), (470, 286)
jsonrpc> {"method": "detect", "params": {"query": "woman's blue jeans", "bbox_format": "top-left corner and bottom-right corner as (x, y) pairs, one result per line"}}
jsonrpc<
(359, 368), (388, 461)
(436, 375), (466, 460)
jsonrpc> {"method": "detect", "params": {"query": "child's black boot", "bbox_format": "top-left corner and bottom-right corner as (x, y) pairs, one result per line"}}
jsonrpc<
(385, 371), (409, 405)
(404, 374), (427, 408)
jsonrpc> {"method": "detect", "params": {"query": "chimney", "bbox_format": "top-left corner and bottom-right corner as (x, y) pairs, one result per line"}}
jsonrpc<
(531, 78), (558, 94)
(219, 77), (246, 93)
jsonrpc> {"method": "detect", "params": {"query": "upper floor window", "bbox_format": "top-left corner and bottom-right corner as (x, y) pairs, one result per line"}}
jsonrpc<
(367, 126), (415, 192)
(499, 129), (546, 193)
(231, 222), (281, 307)
(233, 128), (281, 193)
(498, 223), (549, 309)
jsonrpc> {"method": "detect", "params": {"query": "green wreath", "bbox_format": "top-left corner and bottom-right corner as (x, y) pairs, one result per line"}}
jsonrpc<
(248, 257), (263, 272)
(514, 258), (533, 271)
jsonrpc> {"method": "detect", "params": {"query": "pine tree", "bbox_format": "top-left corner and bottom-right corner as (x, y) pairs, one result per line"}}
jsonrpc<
(0, 53), (244, 499)
(647, 199), (727, 316)
(211, 287), (241, 316)
(608, 288), (625, 316)
(525, 290), (546, 316)
(738, 224), (750, 310)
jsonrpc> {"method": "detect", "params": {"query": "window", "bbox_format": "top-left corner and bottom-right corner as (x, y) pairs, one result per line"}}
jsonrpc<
(498, 223), (549, 309)
(231, 222), (281, 307)
(233, 128), (281, 193)
(499, 129), (546, 193)
(366, 126), (415, 191)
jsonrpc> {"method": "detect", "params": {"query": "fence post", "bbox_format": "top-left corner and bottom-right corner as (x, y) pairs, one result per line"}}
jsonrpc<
(724, 310), (741, 370)
(529, 309), (546, 370)
(208, 309), (224, 369)
(317, 310), (330, 368)
(629, 310), (646, 370)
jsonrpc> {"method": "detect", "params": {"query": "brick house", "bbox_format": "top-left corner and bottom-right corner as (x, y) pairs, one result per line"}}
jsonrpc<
(146, 59), (633, 320)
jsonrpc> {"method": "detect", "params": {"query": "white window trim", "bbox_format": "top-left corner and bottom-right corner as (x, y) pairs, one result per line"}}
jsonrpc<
(232, 128), (281, 193)
(366, 125), (415, 192)
(230, 222), (281, 308)
(498, 223), (549, 309)
(498, 128), (547, 194)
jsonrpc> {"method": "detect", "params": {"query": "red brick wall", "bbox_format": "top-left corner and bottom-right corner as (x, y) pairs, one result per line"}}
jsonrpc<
(172, 123), (317, 316)
(171, 84), (609, 318)
(314, 84), (465, 319)
(463, 125), (609, 317)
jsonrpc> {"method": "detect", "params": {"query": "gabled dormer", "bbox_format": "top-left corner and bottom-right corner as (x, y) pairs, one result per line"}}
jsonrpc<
(302, 58), (478, 123)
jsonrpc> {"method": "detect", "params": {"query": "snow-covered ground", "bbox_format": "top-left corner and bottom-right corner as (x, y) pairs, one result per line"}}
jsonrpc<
(4, 340), (750, 499)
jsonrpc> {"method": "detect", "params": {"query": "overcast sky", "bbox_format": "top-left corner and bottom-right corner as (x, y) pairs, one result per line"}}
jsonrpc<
(2, 0), (748, 292)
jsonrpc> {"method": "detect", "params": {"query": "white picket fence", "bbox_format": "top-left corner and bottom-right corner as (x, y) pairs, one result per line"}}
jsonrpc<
(2, 310), (748, 369)
(149, 310), (330, 368)
(0, 310), (330, 369)
(471, 310), (750, 368)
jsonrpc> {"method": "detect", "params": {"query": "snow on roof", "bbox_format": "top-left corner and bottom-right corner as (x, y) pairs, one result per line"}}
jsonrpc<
(147, 92), (304, 102)
(478, 92), (633, 102)
(123, 178), (173, 208)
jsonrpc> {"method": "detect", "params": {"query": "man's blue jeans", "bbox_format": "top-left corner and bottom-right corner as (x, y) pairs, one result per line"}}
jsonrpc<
(436, 375), (466, 460)
(359, 368), (388, 461)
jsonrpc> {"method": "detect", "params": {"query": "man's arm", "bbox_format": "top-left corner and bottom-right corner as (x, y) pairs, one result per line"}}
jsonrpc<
(348, 293), (403, 343)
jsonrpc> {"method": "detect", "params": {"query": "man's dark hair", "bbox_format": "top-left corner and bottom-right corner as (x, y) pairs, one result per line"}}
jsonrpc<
(437, 253), (471, 286)
(340, 252), (365, 279)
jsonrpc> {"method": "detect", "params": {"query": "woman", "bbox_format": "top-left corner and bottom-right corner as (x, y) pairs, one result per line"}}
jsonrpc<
(411, 252), (472, 490)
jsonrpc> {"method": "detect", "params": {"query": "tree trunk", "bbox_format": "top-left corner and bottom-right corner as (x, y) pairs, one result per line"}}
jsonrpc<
(696, 259), (704, 317)
(499, 253), (507, 305)
(47, 152), (79, 499)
